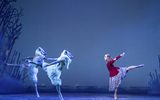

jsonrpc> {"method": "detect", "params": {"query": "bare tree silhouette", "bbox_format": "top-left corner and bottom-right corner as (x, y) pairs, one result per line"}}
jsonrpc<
(0, 0), (22, 62)
(0, 0), (23, 78)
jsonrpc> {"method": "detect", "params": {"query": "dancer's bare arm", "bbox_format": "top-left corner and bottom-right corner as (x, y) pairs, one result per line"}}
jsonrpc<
(113, 52), (125, 61)
(23, 56), (34, 60)
(44, 58), (65, 67)
(45, 57), (57, 61)
(6, 63), (22, 67)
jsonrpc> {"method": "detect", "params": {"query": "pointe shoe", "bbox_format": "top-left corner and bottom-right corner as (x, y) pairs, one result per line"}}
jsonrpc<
(138, 64), (144, 67)
(59, 95), (64, 100)
(37, 94), (40, 98)
(114, 95), (117, 100)
(114, 97), (117, 100)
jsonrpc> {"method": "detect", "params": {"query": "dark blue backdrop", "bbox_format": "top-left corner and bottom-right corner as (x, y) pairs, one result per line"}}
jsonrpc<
(12, 0), (160, 89)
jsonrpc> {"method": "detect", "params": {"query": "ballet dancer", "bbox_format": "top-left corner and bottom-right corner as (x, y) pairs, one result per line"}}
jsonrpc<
(42, 50), (73, 100)
(6, 47), (47, 97)
(104, 52), (144, 100)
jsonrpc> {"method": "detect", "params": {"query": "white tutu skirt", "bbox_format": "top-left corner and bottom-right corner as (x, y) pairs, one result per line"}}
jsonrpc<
(44, 64), (62, 86)
(109, 67), (127, 91)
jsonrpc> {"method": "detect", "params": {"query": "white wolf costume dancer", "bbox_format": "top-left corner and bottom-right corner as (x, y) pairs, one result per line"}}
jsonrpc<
(6, 47), (47, 97)
(27, 47), (47, 97)
(42, 50), (73, 100)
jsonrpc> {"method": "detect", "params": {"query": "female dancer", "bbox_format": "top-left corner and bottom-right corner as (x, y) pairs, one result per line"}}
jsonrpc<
(42, 50), (73, 100)
(6, 47), (47, 97)
(104, 52), (144, 100)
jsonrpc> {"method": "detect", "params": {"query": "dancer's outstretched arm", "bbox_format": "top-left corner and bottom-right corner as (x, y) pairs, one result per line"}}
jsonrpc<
(44, 58), (65, 67)
(113, 52), (125, 61)
(6, 63), (21, 67)
(6, 63), (31, 71)
(22, 56), (34, 60)
(45, 57), (57, 61)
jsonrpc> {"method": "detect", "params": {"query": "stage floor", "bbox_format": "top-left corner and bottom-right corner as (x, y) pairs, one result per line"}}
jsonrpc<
(0, 93), (160, 100)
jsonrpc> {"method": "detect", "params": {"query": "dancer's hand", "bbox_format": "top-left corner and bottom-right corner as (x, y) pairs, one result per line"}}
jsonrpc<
(120, 52), (125, 57)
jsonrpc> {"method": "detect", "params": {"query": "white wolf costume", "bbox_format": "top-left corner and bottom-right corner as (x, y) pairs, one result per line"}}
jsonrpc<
(42, 50), (73, 100)
(27, 47), (47, 97)
(6, 47), (47, 97)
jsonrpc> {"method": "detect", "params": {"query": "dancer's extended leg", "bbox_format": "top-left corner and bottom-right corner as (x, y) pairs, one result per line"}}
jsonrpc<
(35, 83), (40, 97)
(114, 88), (118, 100)
(126, 64), (144, 72)
(56, 85), (64, 100)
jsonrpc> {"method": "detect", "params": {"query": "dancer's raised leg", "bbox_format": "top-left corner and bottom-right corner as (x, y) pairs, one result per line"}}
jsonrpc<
(126, 64), (144, 71)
